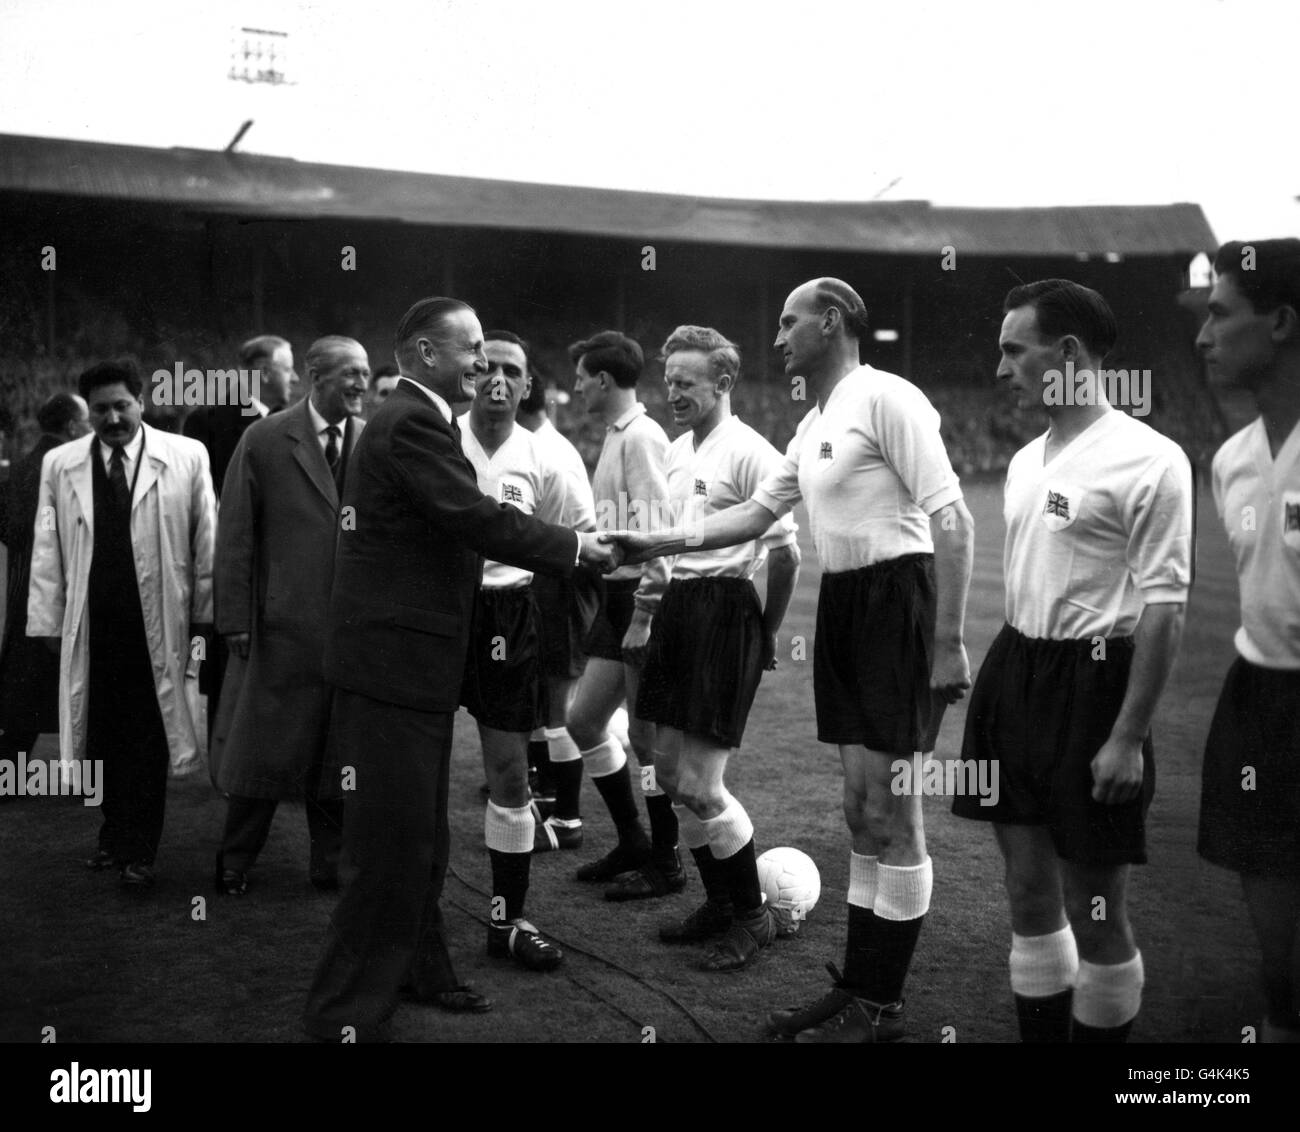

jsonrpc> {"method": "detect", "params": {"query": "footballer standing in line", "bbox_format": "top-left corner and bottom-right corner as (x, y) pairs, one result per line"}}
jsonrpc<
(458, 331), (596, 972)
(953, 279), (1192, 1042)
(615, 279), (973, 1041)
(1196, 239), (1300, 1043)
(626, 325), (801, 971)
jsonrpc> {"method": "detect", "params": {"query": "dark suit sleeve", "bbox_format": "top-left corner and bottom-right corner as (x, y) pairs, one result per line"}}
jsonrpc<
(214, 427), (258, 635)
(390, 409), (577, 576)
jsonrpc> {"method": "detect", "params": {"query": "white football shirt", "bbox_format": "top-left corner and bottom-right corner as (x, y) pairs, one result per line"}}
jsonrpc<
(459, 415), (589, 589)
(1213, 417), (1300, 669)
(752, 365), (962, 573)
(667, 415), (797, 580)
(1003, 408), (1193, 640)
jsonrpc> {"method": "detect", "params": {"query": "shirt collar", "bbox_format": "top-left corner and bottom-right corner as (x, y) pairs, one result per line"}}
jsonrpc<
(398, 376), (453, 423)
(608, 401), (646, 432)
(306, 396), (340, 436)
(102, 425), (145, 467)
(249, 396), (270, 418)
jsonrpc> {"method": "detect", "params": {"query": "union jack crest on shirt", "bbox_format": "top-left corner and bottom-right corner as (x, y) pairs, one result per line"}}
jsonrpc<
(819, 442), (833, 460)
(693, 479), (708, 496)
(1286, 502), (1300, 533)
(1044, 491), (1070, 520)
(502, 483), (524, 504)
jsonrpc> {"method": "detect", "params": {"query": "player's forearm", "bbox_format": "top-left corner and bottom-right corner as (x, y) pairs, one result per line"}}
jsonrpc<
(930, 500), (973, 644)
(645, 499), (778, 558)
(1109, 601), (1185, 742)
(762, 544), (801, 638)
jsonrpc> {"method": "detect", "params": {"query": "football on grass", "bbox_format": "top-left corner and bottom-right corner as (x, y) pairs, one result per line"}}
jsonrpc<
(757, 846), (821, 921)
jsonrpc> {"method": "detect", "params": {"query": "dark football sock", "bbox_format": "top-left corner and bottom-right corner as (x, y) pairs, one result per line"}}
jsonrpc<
(1070, 1017), (1133, 1043)
(592, 764), (646, 845)
(552, 759), (584, 821)
(690, 846), (730, 906)
(856, 915), (924, 1004)
(528, 740), (552, 795)
(1015, 990), (1074, 1043)
(721, 839), (763, 914)
(842, 904), (878, 988)
(488, 848), (532, 923)
(645, 792), (678, 861)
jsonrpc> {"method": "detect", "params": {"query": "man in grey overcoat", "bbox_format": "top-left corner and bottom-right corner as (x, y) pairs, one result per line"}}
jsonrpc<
(211, 336), (370, 894)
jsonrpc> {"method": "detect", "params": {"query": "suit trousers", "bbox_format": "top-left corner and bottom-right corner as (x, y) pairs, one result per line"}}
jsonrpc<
(220, 786), (343, 881)
(303, 688), (459, 1041)
(87, 627), (170, 865)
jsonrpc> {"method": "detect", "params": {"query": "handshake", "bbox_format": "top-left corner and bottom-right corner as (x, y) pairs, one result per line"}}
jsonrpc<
(576, 530), (658, 573)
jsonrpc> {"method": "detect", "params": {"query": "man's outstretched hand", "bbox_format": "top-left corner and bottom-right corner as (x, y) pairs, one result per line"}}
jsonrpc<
(605, 530), (659, 566)
(578, 531), (625, 574)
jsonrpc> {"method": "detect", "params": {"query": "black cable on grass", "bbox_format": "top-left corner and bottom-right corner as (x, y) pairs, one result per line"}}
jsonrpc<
(447, 862), (719, 1043)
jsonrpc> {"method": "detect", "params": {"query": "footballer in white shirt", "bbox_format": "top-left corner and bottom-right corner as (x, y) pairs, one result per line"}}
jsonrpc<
(1195, 239), (1300, 1044)
(613, 279), (975, 1042)
(954, 279), (1193, 1044)
(615, 325), (801, 971)
(458, 332), (593, 974)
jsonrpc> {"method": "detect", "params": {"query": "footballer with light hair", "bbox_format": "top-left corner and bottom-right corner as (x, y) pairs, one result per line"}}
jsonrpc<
(618, 325), (801, 968)
(1196, 239), (1300, 1043)
(614, 279), (974, 1040)
(953, 279), (1193, 1042)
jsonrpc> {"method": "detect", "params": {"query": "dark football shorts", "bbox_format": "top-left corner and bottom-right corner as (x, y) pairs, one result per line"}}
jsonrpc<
(460, 584), (547, 733)
(583, 575), (641, 663)
(532, 569), (600, 680)
(1198, 657), (1300, 877)
(636, 576), (766, 749)
(952, 623), (1155, 867)
(814, 553), (944, 753)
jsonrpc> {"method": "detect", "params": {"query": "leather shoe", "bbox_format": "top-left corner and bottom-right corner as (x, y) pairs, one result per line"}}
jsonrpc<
(604, 855), (688, 902)
(85, 849), (117, 871)
(119, 862), (156, 889)
(217, 868), (249, 895)
(401, 982), (493, 1014)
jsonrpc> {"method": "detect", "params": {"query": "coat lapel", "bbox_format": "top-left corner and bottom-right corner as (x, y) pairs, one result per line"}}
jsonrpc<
(66, 436), (95, 533)
(131, 424), (164, 512)
(288, 398), (338, 508)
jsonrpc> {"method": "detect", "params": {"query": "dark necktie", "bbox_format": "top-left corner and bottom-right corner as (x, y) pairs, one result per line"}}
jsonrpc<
(109, 446), (130, 507)
(325, 425), (342, 490)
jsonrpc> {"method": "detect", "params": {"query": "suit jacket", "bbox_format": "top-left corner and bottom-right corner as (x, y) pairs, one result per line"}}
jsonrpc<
(324, 381), (578, 713)
(210, 399), (363, 797)
(184, 403), (265, 500)
(0, 434), (63, 733)
(27, 424), (216, 772)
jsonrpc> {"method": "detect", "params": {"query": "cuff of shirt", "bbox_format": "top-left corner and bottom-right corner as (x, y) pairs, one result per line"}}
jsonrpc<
(574, 533), (582, 567)
(751, 488), (793, 519)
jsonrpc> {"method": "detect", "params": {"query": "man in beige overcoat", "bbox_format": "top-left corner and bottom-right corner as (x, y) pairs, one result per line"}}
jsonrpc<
(210, 336), (369, 895)
(28, 361), (216, 888)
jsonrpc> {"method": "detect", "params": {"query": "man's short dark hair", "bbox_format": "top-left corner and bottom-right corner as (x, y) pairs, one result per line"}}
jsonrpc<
(808, 278), (871, 340)
(485, 329), (528, 354)
(240, 334), (289, 369)
(567, 331), (643, 388)
(394, 297), (475, 366)
(1003, 279), (1118, 359)
(37, 391), (84, 434)
(372, 363), (400, 380)
(1213, 239), (1300, 317)
(78, 360), (143, 401)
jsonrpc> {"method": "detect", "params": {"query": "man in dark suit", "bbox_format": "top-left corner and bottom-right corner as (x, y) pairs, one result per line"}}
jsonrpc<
(184, 334), (297, 743)
(182, 335), (298, 498)
(211, 336), (369, 895)
(302, 297), (619, 1042)
(0, 392), (89, 762)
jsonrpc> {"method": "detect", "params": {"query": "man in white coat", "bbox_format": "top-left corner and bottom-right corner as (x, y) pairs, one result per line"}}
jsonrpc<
(28, 361), (216, 888)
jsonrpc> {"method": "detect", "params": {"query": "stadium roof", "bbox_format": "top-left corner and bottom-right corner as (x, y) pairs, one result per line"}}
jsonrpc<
(0, 133), (1217, 256)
